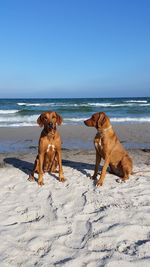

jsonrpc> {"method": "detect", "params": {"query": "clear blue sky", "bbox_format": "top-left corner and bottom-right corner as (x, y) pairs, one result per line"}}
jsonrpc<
(0, 0), (150, 98)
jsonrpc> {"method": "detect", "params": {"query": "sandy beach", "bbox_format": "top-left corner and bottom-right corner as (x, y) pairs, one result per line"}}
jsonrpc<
(0, 124), (150, 266)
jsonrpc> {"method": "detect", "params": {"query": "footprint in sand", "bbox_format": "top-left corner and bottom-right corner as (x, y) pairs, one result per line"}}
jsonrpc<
(65, 219), (92, 249)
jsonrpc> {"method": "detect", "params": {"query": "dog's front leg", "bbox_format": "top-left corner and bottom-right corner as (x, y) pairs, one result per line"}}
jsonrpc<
(57, 150), (65, 182)
(38, 153), (44, 186)
(28, 155), (39, 182)
(96, 157), (110, 186)
(92, 150), (101, 180)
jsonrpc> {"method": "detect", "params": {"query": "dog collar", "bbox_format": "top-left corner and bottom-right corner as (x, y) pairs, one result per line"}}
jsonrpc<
(97, 125), (112, 134)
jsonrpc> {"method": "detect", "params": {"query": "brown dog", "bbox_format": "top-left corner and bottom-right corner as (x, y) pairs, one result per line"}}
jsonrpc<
(84, 112), (133, 186)
(28, 111), (65, 185)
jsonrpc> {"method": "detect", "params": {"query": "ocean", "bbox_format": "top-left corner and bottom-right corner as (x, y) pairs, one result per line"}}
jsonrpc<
(0, 97), (150, 127)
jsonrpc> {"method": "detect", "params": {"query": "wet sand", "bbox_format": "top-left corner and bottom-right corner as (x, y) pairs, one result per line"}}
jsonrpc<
(0, 123), (150, 152)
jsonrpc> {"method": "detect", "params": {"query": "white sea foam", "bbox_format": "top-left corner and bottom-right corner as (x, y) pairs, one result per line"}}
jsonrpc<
(17, 101), (149, 108)
(88, 102), (111, 107)
(65, 117), (150, 123)
(0, 110), (19, 114)
(124, 100), (148, 103)
(111, 117), (150, 122)
(17, 102), (50, 107)
(0, 114), (150, 127)
(0, 114), (38, 122)
(0, 122), (37, 127)
(64, 117), (88, 122)
(0, 114), (38, 127)
(88, 103), (136, 107)
(139, 103), (150, 106)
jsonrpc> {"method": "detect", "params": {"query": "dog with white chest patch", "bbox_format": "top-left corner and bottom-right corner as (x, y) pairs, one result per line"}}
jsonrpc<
(28, 111), (65, 186)
(84, 112), (133, 186)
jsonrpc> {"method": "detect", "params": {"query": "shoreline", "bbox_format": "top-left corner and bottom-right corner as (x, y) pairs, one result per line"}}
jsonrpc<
(0, 123), (150, 153)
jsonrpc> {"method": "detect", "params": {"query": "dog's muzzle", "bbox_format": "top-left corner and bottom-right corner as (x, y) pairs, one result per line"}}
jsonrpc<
(48, 122), (54, 129)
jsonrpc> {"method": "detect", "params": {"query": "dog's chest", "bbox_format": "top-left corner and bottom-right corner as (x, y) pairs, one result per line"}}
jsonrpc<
(46, 136), (56, 154)
(94, 137), (104, 153)
(47, 143), (55, 153)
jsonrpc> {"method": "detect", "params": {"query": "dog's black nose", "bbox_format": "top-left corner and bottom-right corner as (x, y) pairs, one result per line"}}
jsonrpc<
(48, 122), (53, 129)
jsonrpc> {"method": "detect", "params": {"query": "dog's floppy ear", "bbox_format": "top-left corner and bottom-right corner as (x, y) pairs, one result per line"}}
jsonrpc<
(98, 112), (108, 127)
(37, 114), (44, 127)
(56, 113), (63, 125)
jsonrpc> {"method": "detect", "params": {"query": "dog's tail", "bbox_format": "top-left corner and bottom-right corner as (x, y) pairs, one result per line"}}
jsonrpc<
(132, 169), (150, 175)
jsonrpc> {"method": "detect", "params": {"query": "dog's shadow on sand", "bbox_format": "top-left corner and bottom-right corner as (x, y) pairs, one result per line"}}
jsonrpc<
(62, 159), (101, 178)
(3, 157), (99, 179)
(4, 157), (34, 175)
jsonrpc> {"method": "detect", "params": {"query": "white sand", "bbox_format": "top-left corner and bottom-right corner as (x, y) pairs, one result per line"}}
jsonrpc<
(0, 150), (150, 266)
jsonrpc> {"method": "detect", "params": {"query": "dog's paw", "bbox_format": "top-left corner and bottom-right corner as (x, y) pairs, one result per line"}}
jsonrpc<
(59, 177), (66, 182)
(38, 180), (44, 186)
(96, 180), (103, 187)
(116, 178), (123, 183)
(116, 178), (128, 183)
(91, 175), (97, 180)
(28, 175), (35, 182)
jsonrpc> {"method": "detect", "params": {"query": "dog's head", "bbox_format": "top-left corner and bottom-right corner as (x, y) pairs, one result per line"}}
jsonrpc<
(37, 111), (63, 130)
(84, 112), (110, 130)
